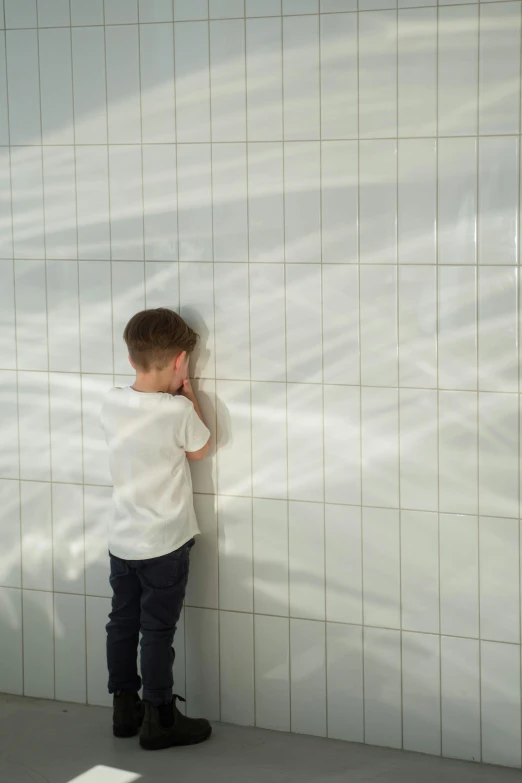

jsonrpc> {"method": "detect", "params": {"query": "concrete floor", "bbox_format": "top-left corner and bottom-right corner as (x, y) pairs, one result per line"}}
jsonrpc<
(0, 695), (519, 783)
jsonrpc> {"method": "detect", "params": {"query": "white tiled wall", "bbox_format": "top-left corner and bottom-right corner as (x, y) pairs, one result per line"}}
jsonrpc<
(0, 0), (521, 769)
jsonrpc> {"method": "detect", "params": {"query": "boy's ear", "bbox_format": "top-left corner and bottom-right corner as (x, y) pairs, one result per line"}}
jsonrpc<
(174, 351), (187, 372)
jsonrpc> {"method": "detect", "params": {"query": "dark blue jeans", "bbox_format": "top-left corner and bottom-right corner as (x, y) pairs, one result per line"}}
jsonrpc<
(106, 539), (194, 706)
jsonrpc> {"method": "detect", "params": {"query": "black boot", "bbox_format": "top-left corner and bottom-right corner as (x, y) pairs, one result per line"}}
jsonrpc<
(113, 691), (144, 738)
(140, 695), (212, 751)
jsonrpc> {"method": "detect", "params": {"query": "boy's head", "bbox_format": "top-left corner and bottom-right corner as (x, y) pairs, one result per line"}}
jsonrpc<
(123, 308), (197, 381)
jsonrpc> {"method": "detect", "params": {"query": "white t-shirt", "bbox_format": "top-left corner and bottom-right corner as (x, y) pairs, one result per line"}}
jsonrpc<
(101, 386), (210, 561)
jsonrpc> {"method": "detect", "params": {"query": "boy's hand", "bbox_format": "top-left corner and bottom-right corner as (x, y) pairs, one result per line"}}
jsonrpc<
(181, 377), (193, 397)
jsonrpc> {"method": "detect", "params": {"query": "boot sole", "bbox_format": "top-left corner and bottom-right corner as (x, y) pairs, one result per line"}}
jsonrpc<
(140, 725), (212, 751)
(113, 716), (144, 738)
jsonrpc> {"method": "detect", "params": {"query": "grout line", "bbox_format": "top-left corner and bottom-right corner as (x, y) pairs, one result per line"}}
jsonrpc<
(476, 2), (483, 761)
(68, 0), (89, 701)
(2, 13), (24, 695)
(4, 366), (522, 395)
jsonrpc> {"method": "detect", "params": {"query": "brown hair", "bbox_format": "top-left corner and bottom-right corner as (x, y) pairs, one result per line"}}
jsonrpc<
(123, 308), (198, 371)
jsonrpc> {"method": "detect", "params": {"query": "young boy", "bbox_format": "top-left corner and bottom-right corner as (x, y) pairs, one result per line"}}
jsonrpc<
(101, 308), (212, 751)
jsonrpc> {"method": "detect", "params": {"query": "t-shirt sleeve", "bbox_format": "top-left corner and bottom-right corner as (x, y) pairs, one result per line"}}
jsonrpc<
(182, 401), (211, 453)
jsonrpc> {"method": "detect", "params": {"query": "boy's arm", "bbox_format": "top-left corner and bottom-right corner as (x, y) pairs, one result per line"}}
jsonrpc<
(180, 378), (210, 461)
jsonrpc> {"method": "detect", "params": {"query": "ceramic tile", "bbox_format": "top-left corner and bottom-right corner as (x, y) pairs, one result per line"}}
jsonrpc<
(216, 380), (252, 497)
(285, 264), (322, 382)
(478, 267), (518, 393)
(363, 627), (402, 749)
(54, 593), (86, 704)
(401, 511), (439, 633)
(180, 263), (215, 378)
(177, 144), (213, 262)
(441, 636), (481, 762)
(189, 379), (217, 495)
(360, 265), (398, 386)
(398, 8), (436, 137)
(10, 147), (45, 260)
(283, 0), (318, 11)
(0, 150), (12, 258)
(220, 611), (255, 726)
(139, 23), (176, 144)
(138, 0), (173, 22)
(326, 623), (363, 743)
(210, 0), (244, 17)
(104, 0), (138, 24)
(290, 619), (327, 737)
(52, 483), (84, 595)
(70, 0), (104, 25)
(362, 507), (401, 629)
(359, 11), (397, 138)
(251, 382), (288, 500)
(14, 259), (47, 371)
(246, 18), (283, 141)
(284, 143), (321, 263)
(23, 590), (54, 699)
(399, 389), (438, 512)
(478, 137), (518, 266)
(289, 501), (325, 621)
(84, 485), (112, 598)
(247, 0), (281, 14)
(402, 632), (441, 756)
(479, 393), (518, 520)
(320, 14), (357, 140)
(79, 261), (113, 374)
(283, 15), (320, 140)
(5, 0), (37, 27)
(174, 21), (211, 142)
(18, 372), (51, 482)
(0, 479), (21, 588)
(287, 383), (323, 503)
(325, 504), (362, 625)
(438, 5), (479, 136)
(0, 39), (7, 146)
(249, 264), (286, 381)
(105, 25), (141, 143)
(247, 143), (284, 262)
(144, 262), (179, 310)
(398, 265), (436, 387)
(479, 2), (521, 135)
(71, 27), (108, 145)
(214, 263), (250, 379)
(212, 144), (248, 262)
(185, 608), (220, 722)
(398, 140), (436, 265)
(38, 28), (74, 145)
(0, 587), (23, 695)
(361, 386), (399, 509)
(81, 374), (113, 486)
(6, 30), (40, 143)
(321, 0), (356, 9)
(439, 513), (479, 638)
(254, 614), (290, 732)
(86, 596), (112, 707)
(49, 372), (83, 485)
(359, 140), (397, 265)
(42, 148), (77, 260)
(438, 266), (477, 390)
(218, 495), (253, 613)
(321, 142), (358, 264)
(479, 516), (519, 643)
(108, 146), (144, 262)
(175, 0), (208, 21)
(322, 265), (359, 385)
(210, 19), (246, 142)
(142, 145), (178, 261)
(438, 138), (477, 266)
(481, 641), (521, 768)
(46, 261), (80, 373)
(0, 372), (19, 480)
(253, 498), (289, 617)
(75, 147), (110, 259)
(37, 0), (70, 25)
(439, 391), (478, 515)
(111, 261), (145, 374)
(324, 385), (361, 506)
